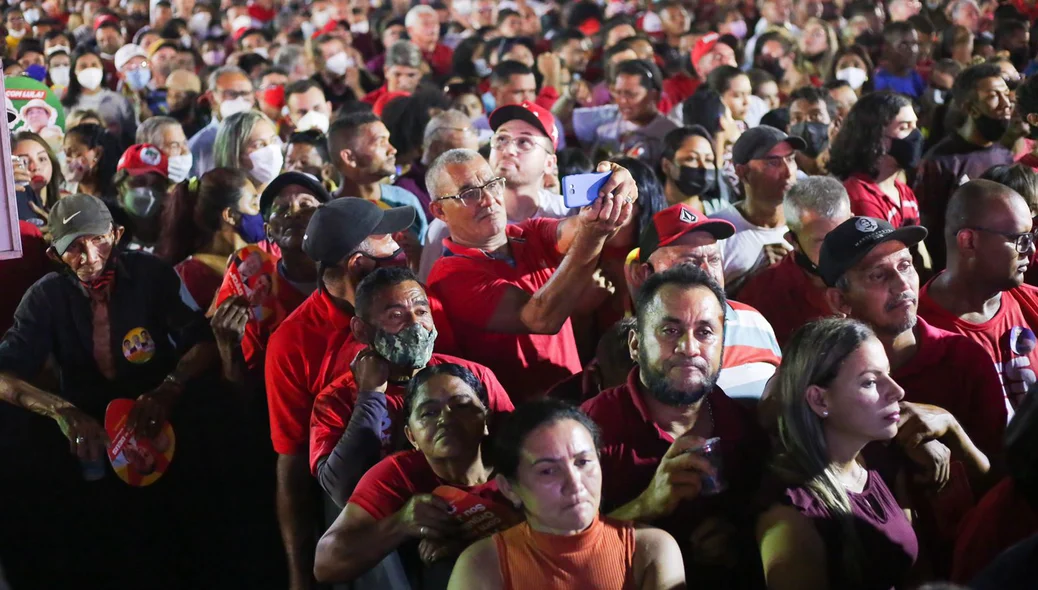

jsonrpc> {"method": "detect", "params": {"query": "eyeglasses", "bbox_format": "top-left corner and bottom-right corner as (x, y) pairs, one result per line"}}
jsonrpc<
(963, 226), (1038, 254)
(435, 176), (505, 205)
(490, 133), (552, 155)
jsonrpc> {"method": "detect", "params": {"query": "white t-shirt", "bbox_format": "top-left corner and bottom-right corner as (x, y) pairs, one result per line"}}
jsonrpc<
(418, 189), (573, 281)
(709, 203), (790, 290)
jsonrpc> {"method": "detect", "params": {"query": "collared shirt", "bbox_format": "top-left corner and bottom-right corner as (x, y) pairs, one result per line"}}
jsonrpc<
(738, 252), (832, 347)
(264, 287), (458, 455)
(919, 277), (1038, 418)
(892, 317), (1007, 458)
(427, 218), (582, 399)
(0, 251), (212, 418)
(308, 352), (514, 473)
(843, 173), (921, 228)
(581, 369), (768, 580)
(187, 117), (220, 178)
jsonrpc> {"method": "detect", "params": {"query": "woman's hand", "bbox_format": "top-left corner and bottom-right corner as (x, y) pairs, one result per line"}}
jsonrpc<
(394, 493), (461, 541)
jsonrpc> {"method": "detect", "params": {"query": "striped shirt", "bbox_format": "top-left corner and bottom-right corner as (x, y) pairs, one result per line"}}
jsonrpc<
(718, 300), (782, 399)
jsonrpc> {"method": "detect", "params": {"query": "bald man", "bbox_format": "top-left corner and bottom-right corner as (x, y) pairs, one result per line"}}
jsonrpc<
(919, 179), (1038, 418)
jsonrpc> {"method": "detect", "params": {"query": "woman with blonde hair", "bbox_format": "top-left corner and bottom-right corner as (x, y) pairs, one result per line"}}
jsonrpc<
(795, 17), (840, 87)
(213, 110), (284, 193)
(757, 318), (918, 589)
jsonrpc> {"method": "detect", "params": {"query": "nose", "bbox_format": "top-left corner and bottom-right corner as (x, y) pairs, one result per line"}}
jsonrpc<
(674, 330), (702, 356)
(560, 463), (581, 495)
(886, 376), (906, 403)
(82, 242), (103, 265)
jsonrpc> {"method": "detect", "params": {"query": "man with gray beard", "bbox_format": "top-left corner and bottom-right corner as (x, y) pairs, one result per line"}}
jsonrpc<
(581, 265), (769, 587)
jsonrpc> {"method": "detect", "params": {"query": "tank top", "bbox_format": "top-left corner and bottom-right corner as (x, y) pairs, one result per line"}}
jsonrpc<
(495, 516), (637, 590)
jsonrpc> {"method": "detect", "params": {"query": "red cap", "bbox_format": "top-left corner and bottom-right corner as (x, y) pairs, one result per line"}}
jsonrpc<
(118, 144), (169, 178)
(576, 18), (601, 37)
(93, 13), (119, 31)
(691, 32), (720, 69)
(373, 90), (411, 117)
(488, 101), (559, 150)
(638, 204), (735, 263)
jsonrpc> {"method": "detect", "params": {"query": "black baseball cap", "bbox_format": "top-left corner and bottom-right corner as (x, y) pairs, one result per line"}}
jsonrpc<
(731, 125), (806, 165)
(302, 197), (415, 265)
(259, 172), (332, 218)
(817, 217), (928, 288)
(49, 193), (114, 255)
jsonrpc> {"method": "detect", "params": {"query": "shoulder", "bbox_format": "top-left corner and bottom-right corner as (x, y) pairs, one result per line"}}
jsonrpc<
(920, 319), (991, 363)
(580, 380), (635, 425)
(450, 535), (502, 590)
(267, 293), (321, 350)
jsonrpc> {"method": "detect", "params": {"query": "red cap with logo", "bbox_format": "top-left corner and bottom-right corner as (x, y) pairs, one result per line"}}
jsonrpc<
(118, 144), (169, 178)
(691, 32), (721, 69)
(638, 203), (735, 263)
(488, 101), (560, 150)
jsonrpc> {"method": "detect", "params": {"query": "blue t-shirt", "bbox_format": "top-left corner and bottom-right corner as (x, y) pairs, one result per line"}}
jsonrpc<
(873, 68), (926, 100)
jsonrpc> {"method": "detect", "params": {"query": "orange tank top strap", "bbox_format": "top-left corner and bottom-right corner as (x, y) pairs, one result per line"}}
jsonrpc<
(495, 516), (637, 590)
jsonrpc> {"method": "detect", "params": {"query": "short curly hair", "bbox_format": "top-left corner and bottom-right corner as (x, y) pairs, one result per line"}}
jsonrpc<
(829, 92), (914, 179)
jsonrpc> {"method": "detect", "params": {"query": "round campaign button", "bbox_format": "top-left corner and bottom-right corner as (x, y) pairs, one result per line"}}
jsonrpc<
(121, 327), (156, 364)
(1009, 326), (1037, 356)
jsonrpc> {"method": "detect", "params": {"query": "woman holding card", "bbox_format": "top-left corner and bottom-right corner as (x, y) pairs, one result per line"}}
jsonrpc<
(314, 363), (517, 584)
(448, 399), (686, 590)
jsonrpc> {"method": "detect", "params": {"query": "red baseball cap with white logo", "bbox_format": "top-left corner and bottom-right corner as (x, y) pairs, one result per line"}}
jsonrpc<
(488, 101), (560, 150)
(638, 203), (735, 263)
(118, 144), (169, 178)
(691, 32), (721, 69)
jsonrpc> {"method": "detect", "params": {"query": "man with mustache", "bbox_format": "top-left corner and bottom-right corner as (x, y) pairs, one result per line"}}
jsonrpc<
(309, 266), (514, 507)
(582, 265), (769, 586)
(919, 180), (1038, 417)
(915, 63), (1015, 270)
(818, 215), (1006, 458)
(425, 148), (638, 399)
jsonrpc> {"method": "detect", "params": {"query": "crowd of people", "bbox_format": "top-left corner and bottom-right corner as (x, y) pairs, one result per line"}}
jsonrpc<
(4, 0), (1038, 588)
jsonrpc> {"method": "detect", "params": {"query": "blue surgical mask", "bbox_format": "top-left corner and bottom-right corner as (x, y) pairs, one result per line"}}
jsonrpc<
(236, 212), (266, 243)
(125, 67), (151, 91)
(24, 64), (47, 82)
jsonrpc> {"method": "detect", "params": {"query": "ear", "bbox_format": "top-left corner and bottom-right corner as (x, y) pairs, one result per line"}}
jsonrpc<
(829, 116), (843, 140)
(494, 473), (522, 509)
(957, 227), (977, 254)
(350, 315), (373, 344)
(804, 383), (830, 418)
(824, 286), (852, 317)
(404, 424), (419, 450)
(429, 199), (447, 222)
(113, 225), (125, 243)
(625, 260), (651, 298)
(661, 157), (676, 178)
(92, 145), (103, 162)
(628, 328), (640, 365)
(324, 101), (332, 114)
(221, 206), (237, 226)
(734, 163), (748, 181)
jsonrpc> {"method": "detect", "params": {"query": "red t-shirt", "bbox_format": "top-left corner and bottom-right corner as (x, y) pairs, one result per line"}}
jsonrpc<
(423, 44), (454, 78)
(242, 272), (310, 375)
(1019, 152), (1038, 171)
(662, 72), (700, 109)
(580, 369), (769, 549)
(175, 257), (224, 312)
(951, 477), (1038, 583)
(349, 449), (506, 520)
(308, 353), (515, 473)
(843, 173), (921, 228)
(892, 317), (1007, 457)
(427, 218), (582, 401)
(265, 288), (458, 455)
(361, 84), (387, 106)
(919, 279), (1038, 415)
(0, 221), (50, 334)
(737, 253), (832, 347)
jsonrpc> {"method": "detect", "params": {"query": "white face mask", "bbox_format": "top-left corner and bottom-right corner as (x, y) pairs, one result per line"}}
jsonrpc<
(188, 11), (211, 36)
(350, 20), (369, 34)
(7, 27), (25, 39)
(294, 109), (330, 133)
(219, 96), (253, 119)
(325, 51), (351, 76)
(835, 66), (868, 91)
(50, 65), (70, 86)
(311, 9), (332, 29)
(251, 46), (269, 59)
(23, 8), (40, 23)
(167, 153), (193, 182)
(76, 67), (104, 90)
(247, 143), (284, 185)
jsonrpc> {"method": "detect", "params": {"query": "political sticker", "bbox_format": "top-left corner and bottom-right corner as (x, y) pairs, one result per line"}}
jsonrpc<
(1009, 326), (1037, 356)
(121, 327), (156, 364)
(4, 76), (65, 150)
(104, 399), (175, 487)
(432, 485), (523, 540)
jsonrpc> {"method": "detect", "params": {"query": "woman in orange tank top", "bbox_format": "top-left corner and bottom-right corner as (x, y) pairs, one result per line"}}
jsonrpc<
(448, 399), (686, 590)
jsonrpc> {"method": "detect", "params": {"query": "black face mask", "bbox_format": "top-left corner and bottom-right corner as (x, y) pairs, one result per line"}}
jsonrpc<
(1011, 47), (1032, 72)
(757, 58), (786, 80)
(888, 129), (923, 171)
(790, 235), (820, 276)
(789, 121), (829, 158)
(974, 113), (1011, 143)
(673, 166), (717, 197)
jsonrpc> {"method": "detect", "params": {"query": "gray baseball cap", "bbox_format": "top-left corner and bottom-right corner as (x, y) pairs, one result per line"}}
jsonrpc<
(731, 125), (807, 165)
(49, 194), (114, 255)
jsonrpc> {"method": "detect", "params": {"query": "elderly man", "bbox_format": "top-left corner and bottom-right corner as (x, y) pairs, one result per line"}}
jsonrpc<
(188, 65), (255, 176)
(136, 116), (192, 183)
(919, 180), (1038, 417)
(403, 4), (452, 76)
(739, 176), (852, 345)
(361, 40), (423, 107)
(709, 125), (803, 295)
(625, 203), (782, 399)
(583, 265), (769, 586)
(818, 216), (1007, 459)
(424, 149), (638, 398)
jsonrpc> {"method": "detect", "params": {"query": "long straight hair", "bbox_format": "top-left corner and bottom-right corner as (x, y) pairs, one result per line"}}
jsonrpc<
(770, 317), (876, 582)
